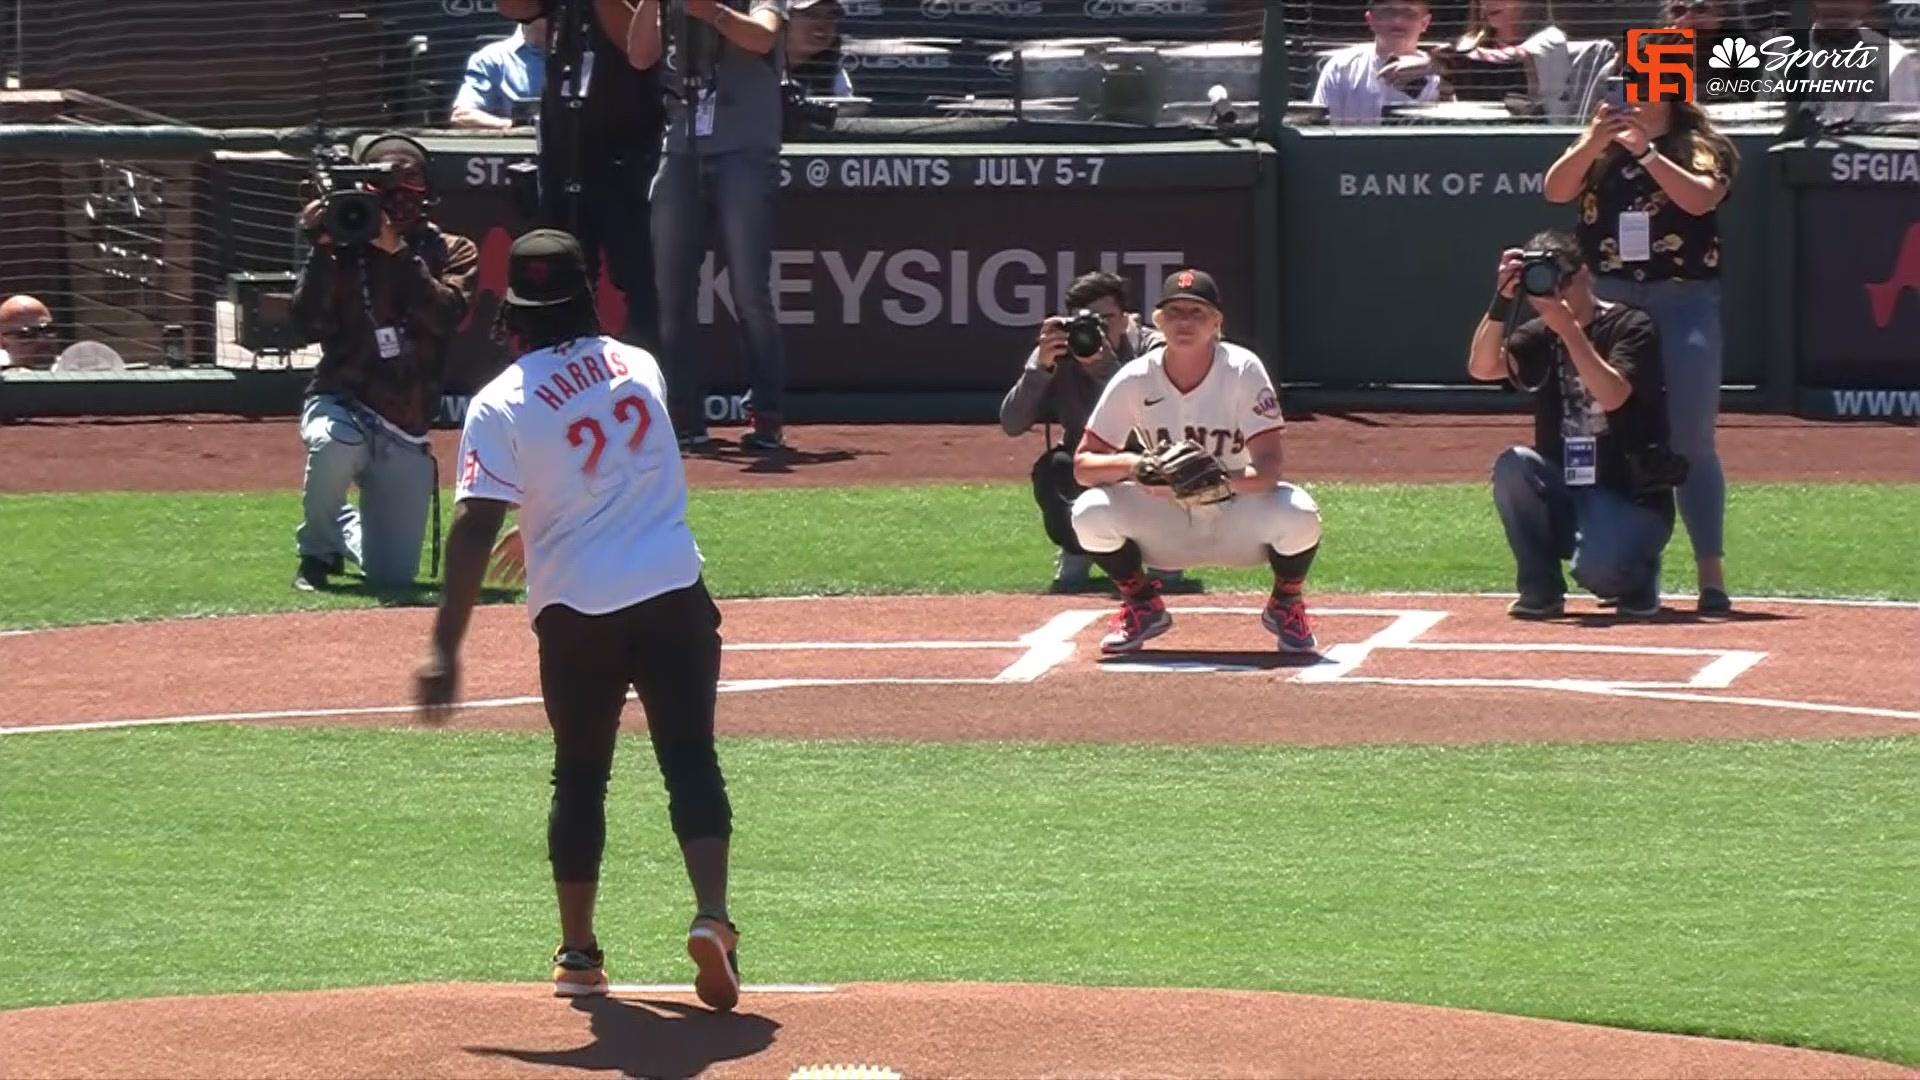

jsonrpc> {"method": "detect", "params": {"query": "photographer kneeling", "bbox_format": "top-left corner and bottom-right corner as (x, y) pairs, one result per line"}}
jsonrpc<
(290, 135), (479, 592)
(1000, 272), (1161, 590)
(1467, 231), (1685, 619)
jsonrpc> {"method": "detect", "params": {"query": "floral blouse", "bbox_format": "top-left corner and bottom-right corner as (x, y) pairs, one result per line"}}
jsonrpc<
(1576, 139), (1730, 282)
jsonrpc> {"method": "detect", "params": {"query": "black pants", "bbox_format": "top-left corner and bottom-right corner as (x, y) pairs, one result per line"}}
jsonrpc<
(534, 578), (731, 883)
(547, 150), (661, 352)
(1031, 444), (1085, 554)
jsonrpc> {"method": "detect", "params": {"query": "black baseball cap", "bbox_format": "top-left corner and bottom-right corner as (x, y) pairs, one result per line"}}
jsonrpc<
(505, 229), (589, 308)
(1157, 268), (1221, 310)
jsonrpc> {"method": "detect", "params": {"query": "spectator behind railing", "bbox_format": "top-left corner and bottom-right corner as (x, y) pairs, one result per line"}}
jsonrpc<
(450, 17), (549, 130)
(0, 296), (57, 371)
(1431, 0), (1570, 109)
(1810, 0), (1920, 114)
(1311, 0), (1443, 124)
(1661, 0), (1754, 102)
(787, 0), (852, 97)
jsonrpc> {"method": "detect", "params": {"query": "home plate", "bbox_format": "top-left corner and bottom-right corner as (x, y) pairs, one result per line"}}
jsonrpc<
(608, 982), (837, 994)
(1100, 659), (1267, 674)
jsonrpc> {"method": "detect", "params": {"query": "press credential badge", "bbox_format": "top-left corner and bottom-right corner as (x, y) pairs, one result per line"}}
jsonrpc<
(1564, 436), (1598, 486)
(1618, 210), (1652, 263)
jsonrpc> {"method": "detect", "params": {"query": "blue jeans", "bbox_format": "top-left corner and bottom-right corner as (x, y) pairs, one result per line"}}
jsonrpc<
(650, 148), (785, 436)
(295, 395), (436, 586)
(1592, 276), (1725, 560)
(1491, 446), (1673, 602)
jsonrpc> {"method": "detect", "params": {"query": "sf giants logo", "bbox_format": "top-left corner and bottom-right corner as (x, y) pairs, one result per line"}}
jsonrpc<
(1153, 425), (1246, 459)
(1626, 28), (1696, 102)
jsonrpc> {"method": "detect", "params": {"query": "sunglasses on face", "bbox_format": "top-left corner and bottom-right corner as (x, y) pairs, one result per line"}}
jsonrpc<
(2, 322), (53, 340)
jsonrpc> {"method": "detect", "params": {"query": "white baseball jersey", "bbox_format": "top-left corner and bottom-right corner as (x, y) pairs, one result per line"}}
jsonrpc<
(1311, 43), (1442, 125)
(1084, 341), (1285, 472)
(455, 334), (702, 623)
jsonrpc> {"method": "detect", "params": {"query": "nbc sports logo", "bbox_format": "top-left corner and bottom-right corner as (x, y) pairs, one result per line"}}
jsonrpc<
(1707, 36), (1761, 69)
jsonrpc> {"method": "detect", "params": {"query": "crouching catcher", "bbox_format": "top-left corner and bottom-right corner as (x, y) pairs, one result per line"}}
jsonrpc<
(1071, 269), (1324, 655)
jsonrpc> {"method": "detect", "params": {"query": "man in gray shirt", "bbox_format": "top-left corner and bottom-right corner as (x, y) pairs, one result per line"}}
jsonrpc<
(627, 0), (790, 452)
(1001, 271), (1163, 590)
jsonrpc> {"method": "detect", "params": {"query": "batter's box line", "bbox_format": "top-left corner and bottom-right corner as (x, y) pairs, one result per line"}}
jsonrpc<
(1334, 676), (1920, 723)
(1379, 642), (1769, 689)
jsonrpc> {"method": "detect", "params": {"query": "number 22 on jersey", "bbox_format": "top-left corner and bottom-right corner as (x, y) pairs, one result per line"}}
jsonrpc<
(566, 393), (652, 476)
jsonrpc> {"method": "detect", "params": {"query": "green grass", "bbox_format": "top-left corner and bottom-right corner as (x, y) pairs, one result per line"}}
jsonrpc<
(2, 482), (1915, 628)
(0, 726), (1914, 1062)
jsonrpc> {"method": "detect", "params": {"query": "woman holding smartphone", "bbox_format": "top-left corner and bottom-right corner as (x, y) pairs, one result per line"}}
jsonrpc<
(1543, 95), (1740, 613)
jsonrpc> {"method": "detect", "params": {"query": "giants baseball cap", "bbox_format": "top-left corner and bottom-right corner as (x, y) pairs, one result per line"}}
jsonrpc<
(505, 229), (589, 308)
(1157, 268), (1221, 310)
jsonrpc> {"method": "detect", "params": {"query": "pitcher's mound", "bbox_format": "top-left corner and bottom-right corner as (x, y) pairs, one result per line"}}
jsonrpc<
(1, 981), (1906, 1079)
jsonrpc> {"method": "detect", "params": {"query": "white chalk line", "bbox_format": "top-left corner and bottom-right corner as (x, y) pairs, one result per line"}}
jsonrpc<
(1334, 677), (1920, 722)
(0, 605), (1902, 736)
(0, 589), (1910, 641)
(0, 674), (1015, 737)
(994, 608), (1106, 683)
(1102, 607), (1903, 723)
(1297, 609), (1452, 684)
(0, 627), (1083, 737)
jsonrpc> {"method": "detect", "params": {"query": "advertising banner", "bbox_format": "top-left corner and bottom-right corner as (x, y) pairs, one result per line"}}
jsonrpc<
(1786, 144), (1920, 419)
(423, 140), (1265, 402)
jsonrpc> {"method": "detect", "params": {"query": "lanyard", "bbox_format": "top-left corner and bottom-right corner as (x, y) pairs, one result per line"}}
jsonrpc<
(359, 259), (378, 326)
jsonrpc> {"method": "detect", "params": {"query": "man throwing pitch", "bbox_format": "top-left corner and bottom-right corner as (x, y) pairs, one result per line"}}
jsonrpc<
(1072, 269), (1325, 654)
(414, 230), (740, 1010)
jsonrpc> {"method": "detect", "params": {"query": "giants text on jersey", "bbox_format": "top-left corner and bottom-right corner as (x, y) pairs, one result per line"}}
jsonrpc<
(1084, 341), (1285, 473)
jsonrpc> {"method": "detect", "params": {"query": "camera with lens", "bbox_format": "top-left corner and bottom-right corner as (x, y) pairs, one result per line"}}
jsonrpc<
(301, 149), (396, 249)
(1518, 250), (1572, 297)
(781, 79), (839, 141)
(1063, 309), (1108, 359)
(1626, 444), (1691, 496)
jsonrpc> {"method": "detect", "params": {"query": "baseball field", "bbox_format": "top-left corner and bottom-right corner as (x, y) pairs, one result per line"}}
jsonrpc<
(1, 412), (1915, 1079)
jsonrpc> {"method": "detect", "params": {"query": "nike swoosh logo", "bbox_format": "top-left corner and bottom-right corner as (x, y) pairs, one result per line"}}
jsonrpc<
(1143, 397), (1165, 406)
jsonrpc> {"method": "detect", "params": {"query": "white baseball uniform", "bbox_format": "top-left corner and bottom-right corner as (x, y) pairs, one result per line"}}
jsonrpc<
(454, 334), (703, 623)
(1071, 340), (1322, 570)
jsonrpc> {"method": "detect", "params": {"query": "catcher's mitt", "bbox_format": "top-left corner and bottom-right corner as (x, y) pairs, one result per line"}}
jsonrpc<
(1132, 437), (1235, 506)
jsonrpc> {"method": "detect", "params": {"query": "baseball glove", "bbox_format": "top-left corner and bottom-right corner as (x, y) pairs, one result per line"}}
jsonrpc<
(1132, 437), (1235, 506)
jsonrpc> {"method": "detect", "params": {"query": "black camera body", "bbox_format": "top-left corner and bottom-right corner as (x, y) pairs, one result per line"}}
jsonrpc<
(303, 152), (396, 249)
(1518, 249), (1573, 297)
(1626, 444), (1691, 496)
(1063, 309), (1107, 359)
(782, 80), (839, 141)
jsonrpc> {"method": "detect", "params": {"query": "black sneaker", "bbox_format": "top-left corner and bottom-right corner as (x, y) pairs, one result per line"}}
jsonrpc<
(739, 427), (784, 453)
(1506, 594), (1564, 619)
(292, 555), (337, 592)
(1697, 587), (1733, 614)
(1618, 587), (1662, 618)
